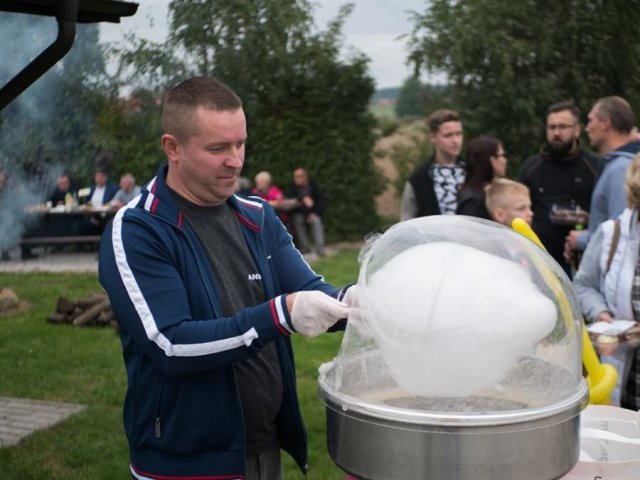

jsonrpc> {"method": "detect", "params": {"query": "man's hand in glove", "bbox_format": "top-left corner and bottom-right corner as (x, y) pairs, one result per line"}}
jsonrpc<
(342, 285), (371, 338)
(286, 291), (349, 337)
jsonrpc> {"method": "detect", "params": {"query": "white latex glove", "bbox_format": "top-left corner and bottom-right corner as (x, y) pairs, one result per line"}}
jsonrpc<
(290, 291), (349, 337)
(343, 285), (371, 338)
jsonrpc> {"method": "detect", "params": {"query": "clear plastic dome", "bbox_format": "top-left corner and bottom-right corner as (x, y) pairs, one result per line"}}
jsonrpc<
(320, 216), (586, 421)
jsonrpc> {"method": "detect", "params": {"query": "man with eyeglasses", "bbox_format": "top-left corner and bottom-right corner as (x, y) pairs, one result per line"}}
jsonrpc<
(518, 100), (601, 275)
(563, 96), (640, 267)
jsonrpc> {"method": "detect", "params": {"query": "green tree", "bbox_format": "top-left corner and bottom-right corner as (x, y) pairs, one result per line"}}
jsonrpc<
(111, 0), (382, 239)
(395, 75), (452, 118)
(407, 0), (640, 165)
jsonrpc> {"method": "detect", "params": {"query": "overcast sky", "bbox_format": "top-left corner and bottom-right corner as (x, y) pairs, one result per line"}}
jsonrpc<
(100, 0), (427, 89)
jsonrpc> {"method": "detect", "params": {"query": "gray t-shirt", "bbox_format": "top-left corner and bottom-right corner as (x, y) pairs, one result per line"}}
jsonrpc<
(112, 185), (141, 205)
(172, 192), (283, 455)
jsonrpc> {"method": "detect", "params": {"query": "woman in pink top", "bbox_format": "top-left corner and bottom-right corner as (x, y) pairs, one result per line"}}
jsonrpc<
(252, 171), (287, 222)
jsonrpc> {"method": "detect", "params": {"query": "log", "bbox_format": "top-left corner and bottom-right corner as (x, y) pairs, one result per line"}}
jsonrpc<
(72, 299), (111, 327)
(97, 309), (115, 325)
(76, 292), (108, 310)
(56, 297), (76, 314)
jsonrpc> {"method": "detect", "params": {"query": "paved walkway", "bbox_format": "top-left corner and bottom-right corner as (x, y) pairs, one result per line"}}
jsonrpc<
(0, 396), (85, 448)
(0, 247), (99, 273)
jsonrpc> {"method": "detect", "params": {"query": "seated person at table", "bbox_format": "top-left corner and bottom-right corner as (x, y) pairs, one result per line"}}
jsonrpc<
(110, 173), (141, 210)
(251, 171), (289, 222)
(88, 170), (118, 207)
(574, 153), (640, 410)
(83, 170), (118, 236)
(288, 167), (326, 256)
(49, 173), (72, 206)
(485, 178), (533, 228)
(252, 171), (284, 207)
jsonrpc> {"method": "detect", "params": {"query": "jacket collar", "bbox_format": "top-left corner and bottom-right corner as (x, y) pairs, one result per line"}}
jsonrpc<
(139, 164), (264, 231)
(604, 140), (640, 163)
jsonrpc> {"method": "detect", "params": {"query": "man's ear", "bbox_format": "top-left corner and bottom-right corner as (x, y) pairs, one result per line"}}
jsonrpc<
(161, 133), (180, 162)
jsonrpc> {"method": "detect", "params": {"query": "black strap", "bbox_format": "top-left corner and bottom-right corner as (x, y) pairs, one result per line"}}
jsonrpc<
(605, 219), (621, 274)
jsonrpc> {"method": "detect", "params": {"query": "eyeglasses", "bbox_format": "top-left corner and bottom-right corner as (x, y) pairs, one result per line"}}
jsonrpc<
(546, 123), (577, 131)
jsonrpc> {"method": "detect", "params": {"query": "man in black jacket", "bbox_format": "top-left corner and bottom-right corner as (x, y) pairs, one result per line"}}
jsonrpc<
(517, 100), (601, 275)
(289, 167), (326, 256)
(400, 109), (465, 220)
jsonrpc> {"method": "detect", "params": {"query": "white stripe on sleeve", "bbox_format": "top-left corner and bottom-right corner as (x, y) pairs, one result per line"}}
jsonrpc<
(111, 207), (259, 357)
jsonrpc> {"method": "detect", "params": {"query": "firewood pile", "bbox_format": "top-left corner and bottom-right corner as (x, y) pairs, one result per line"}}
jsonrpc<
(46, 292), (116, 328)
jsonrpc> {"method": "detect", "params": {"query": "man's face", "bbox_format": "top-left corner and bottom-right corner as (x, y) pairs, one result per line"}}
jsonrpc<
(498, 193), (533, 227)
(57, 175), (70, 192)
(586, 103), (608, 153)
(120, 177), (134, 193)
(164, 107), (246, 206)
(94, 172), (107, 187)
(293, 169), (308, 187)
(546, 110), (579, 151)
(430, 121), (463, 161)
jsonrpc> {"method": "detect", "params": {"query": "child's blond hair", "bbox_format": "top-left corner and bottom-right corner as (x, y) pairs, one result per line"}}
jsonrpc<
(485, 178), (530, 214)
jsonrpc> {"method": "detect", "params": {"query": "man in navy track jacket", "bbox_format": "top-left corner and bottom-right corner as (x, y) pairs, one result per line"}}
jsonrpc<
(99, 76), (352, 480)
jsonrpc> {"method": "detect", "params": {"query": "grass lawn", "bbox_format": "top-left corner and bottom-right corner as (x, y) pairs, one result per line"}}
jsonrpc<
(0, 248), (360, 479)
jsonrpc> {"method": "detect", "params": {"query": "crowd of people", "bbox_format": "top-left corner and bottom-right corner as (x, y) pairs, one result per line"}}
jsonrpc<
(241, 166), (327, 257)
(0, 168), (142, 260)
(4, 73), (640, 478)
(403, 97), (640, 411)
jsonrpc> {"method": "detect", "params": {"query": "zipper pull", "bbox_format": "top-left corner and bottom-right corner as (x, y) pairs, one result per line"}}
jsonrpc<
(155, 417), (161, 438)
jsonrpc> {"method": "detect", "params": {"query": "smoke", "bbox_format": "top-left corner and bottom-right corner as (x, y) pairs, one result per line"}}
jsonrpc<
(0, 12), (106, 172)
(0, 12), (110, 254)
(0, 164), (64, 253)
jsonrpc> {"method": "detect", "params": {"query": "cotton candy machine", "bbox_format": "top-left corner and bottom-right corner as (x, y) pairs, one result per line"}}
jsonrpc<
(318, 216), (589, 480)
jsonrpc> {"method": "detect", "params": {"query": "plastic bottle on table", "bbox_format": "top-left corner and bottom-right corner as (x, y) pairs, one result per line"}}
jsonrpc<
(570, 220), (585, 275)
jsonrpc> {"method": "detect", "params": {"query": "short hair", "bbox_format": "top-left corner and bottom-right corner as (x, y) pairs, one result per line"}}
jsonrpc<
(594, 96), (635, 134)
(461, 135), (501, 191)
(120, 173), (135, 183)
(427, 109), (460, 134)
(625, 153), (640, 208)
(255, 171), (271, 184)
(163, 76), (243, 142)
(485, 178), (530, 213)
(547, 100), (580, 122)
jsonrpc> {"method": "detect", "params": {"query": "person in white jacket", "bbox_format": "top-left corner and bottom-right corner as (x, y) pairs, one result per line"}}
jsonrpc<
(574, 152), (640, 410)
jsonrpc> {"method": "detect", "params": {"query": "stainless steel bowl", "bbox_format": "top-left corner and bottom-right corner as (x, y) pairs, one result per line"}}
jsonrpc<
(318, 352), (589, 480)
